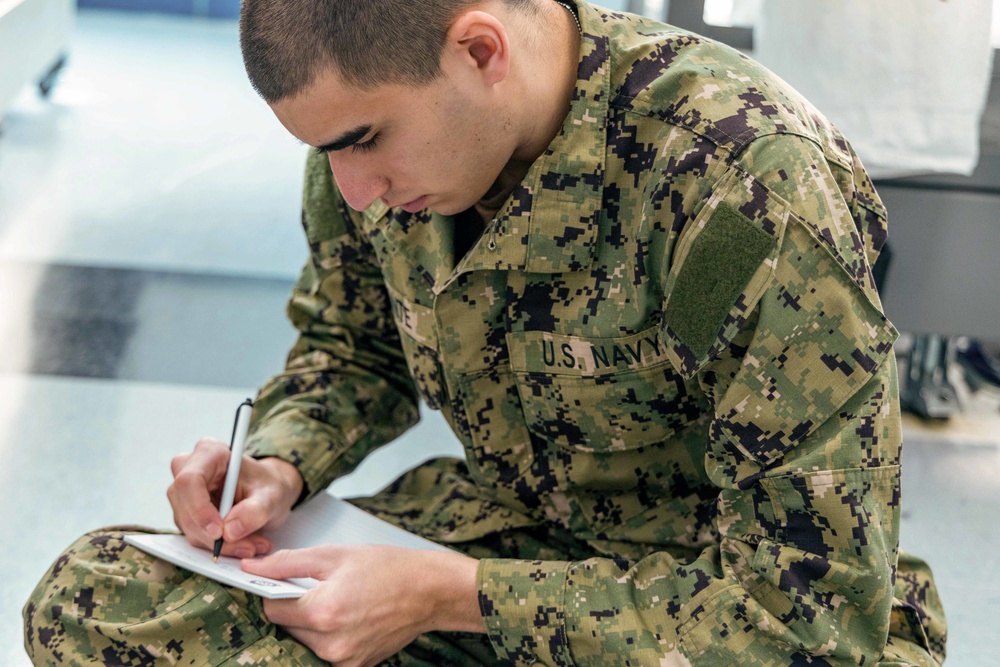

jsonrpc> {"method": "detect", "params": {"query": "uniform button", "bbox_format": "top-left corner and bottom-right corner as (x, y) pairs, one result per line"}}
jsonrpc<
(488, 219), (499, 250)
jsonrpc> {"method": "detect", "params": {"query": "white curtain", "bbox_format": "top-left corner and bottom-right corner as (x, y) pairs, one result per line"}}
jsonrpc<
(751, 0), (994, 177)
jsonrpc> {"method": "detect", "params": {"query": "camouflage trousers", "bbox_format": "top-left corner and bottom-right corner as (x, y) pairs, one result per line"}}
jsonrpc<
(23, 459), (946, 666)
(23, 526), (508, 667)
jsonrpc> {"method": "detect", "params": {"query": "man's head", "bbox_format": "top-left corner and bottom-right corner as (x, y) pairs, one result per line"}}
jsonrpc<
(240, 0), (536, 103)
(240, 0), (579, 215)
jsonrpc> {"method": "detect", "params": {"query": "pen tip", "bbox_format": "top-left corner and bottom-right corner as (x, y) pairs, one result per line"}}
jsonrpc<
(213, 556), (218, 562)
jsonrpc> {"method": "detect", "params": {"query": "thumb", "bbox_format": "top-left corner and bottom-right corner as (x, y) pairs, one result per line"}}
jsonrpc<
(241, 546), (336, 581)
(222, 494), (273, 542)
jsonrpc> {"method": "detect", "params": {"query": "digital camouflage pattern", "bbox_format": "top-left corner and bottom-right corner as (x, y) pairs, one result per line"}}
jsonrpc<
(25, 1), (946, 665)
(24, 518), (581, 667)
(24, 528), (325, 667)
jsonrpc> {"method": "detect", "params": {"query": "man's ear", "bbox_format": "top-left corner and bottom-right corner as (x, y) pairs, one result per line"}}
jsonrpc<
(443, 10), (510, 85)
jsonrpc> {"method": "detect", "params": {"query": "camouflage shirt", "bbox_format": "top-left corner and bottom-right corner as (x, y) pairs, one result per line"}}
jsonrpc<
(246, 2), (915, 665)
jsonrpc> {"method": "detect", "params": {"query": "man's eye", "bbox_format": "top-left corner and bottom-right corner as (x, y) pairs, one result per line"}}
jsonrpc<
(351, 133), (380, 155)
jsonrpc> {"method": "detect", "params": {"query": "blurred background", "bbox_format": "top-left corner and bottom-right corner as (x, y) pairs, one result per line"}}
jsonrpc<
(1, 1), (998, 664)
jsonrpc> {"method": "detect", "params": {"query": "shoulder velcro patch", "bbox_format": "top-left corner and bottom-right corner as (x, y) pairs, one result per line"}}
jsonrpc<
(666, 202), (775, 361)
(303, 148), (350, 245)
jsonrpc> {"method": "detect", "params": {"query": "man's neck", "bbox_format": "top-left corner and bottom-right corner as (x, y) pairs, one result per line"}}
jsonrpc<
(509, 0), (582, 164)
(458, 0), (582, 223)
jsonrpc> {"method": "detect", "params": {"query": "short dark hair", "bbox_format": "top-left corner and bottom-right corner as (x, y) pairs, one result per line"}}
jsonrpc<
(240, 0), (537, 102)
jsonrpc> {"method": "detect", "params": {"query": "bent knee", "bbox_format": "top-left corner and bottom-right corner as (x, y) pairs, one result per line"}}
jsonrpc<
(23, 527), (181, 660)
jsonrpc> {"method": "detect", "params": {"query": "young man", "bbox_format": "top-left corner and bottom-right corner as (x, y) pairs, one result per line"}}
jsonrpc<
(24, 1), (947, 665)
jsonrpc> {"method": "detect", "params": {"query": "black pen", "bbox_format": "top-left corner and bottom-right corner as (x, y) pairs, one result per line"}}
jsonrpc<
(213, 399), (253, 561)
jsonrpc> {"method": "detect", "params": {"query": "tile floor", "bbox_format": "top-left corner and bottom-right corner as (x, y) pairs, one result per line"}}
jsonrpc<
(1, 9), (998, 666)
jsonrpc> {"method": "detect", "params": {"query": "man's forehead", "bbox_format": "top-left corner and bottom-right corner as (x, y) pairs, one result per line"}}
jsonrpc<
(270, 61), (448, 149)
(269, 72), (380, 146)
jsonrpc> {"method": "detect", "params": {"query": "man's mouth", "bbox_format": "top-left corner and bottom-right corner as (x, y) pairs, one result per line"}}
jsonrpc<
(399, 196), (429, 213)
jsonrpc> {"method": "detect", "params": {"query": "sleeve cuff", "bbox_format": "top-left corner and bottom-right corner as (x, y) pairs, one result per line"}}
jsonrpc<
(477, 558), (574, 666)
(244, 413), (353, 505)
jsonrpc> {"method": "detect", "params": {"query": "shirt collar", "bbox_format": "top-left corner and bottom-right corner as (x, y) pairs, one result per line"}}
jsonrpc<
(371, 0), (611, 292)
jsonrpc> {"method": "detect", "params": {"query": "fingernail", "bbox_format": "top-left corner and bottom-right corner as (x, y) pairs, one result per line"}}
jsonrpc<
(225, 520), (245, 540)
(205, 522), (222, 540)
(233, 547), (253, 559)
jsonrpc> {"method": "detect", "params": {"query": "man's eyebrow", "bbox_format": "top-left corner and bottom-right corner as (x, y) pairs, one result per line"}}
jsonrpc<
(315, 125), (373, 153)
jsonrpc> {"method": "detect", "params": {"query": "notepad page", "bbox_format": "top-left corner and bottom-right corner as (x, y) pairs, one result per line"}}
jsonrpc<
(262, 493), (455, 552)
(124, 534), (316, 599)
(124, 493), (453, 599)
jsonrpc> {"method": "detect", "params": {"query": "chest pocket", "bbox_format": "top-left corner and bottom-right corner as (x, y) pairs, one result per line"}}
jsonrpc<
(507, 326), (709, 452)
(385, 286), (445, 410)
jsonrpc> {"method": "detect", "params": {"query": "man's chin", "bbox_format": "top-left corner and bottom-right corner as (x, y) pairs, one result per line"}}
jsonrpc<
(428, 193), (497, 216)
(426, 200), (467, 216)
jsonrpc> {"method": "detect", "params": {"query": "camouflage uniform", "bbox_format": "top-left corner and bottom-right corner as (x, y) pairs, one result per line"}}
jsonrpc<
(25, 1), (946, 665)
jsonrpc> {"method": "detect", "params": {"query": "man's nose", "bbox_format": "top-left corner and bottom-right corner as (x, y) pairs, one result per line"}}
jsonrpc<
(327, 155), (389, 212)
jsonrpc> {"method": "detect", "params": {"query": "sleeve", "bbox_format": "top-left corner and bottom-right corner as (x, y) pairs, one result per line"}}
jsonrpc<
(244, 149), (420, 503)
(476, 137), (904, 666)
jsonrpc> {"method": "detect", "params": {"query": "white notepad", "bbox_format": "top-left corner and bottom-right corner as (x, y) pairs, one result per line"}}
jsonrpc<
(125, 493), (453, 599)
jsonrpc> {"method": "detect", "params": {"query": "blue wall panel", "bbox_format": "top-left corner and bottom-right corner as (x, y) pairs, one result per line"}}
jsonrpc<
(207, 0), (240, 18)
(79, 1), (629, 21)
(77, 0), (241, 19)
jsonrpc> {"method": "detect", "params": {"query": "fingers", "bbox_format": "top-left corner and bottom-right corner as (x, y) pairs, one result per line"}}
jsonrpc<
(169, 452), (189, 477)
(170, 437), (227, 479)
(242, 546), (336, 582)
(258, 589), (337, 635)
(216, 533), (273, 559)
(167, 468), (222, 544)
(221, 460), (297, 543)
(260, 596), (310, 630)
(168, 439), (292, 558)
(216, 496), (274, 558)
(221, 491), (270, 541)
(167, 438), (233, 547)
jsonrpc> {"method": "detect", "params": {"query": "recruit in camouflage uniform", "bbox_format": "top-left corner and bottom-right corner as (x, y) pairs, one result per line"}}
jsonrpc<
(25, 1), (946, 665)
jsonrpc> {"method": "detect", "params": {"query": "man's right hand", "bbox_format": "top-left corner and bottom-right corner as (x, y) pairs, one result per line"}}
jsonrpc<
(167, 438), (304, 558)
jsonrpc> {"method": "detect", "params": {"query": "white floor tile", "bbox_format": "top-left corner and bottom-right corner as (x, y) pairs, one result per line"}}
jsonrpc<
(0, 10), (307, 279)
